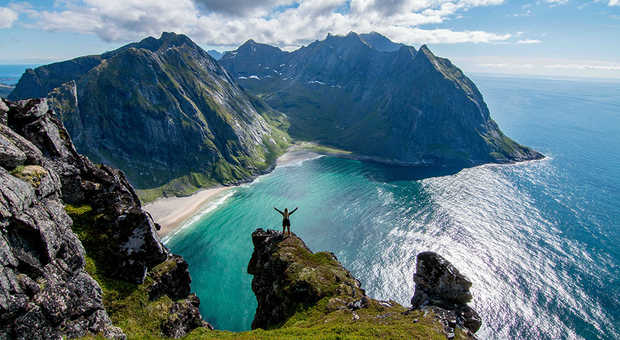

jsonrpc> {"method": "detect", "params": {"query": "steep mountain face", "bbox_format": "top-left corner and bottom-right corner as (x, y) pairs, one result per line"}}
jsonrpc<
(247, 228), (480, 338)
(221, 32), (543, 167)
(10, 33), (289, 199)
(0, 98), (208, 338)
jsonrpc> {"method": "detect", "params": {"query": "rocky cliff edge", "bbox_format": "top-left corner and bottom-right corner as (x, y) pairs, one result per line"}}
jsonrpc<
(247, 228), (481, 339)
(0, 97), (209, 339)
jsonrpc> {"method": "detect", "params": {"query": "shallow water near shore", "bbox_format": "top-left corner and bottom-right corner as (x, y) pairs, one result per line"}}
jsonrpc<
(166, 75), (620, 339)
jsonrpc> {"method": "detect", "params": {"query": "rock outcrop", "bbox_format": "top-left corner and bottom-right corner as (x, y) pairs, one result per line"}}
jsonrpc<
(10, 32), (289, 199)
(0, 97), (207, 338)
(221, 32), (543, 168)
(247, 228), (479, 338)
(248, 229), (365, 330)
(411, 251), (482, 334)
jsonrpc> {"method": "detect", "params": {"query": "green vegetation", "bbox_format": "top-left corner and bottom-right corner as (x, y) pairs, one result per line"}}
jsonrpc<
(136, 129), (290, 204)
(180, 303), (463, 339)
(66, 204), (186, 339)
(10, 165), (48, 187)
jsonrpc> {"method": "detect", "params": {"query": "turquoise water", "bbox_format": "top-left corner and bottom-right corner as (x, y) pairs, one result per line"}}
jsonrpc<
(167, 75), (620, 339)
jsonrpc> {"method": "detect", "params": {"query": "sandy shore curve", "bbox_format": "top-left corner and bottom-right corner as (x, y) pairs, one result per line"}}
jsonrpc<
(143, 146), (322, 238)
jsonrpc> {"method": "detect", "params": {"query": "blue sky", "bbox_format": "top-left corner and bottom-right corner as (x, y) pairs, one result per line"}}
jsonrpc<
(0, 0), (619, 78)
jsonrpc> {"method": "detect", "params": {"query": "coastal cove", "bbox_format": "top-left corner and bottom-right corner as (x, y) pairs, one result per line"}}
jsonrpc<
(144, 145), (327, 240)
(161, 75), (620, 340)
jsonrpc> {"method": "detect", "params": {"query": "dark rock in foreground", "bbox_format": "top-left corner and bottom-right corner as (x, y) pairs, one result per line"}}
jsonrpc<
(248, 228), (480, 338)
(0, 97), (207, 338)
(248, 228), (365, 330)
(412, 251), (482, 333)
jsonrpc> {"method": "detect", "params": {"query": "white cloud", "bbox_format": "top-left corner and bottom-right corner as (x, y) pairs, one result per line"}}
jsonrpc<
(516, 39), (542, 44)
(460, 55), (620, 79)
(0, 7), (18, 28)
(19, 0), (511, 48)
(479, 63), (534, 69)
(545, 64), (620, 71)
(609, 0), (620, 6)
(545, 0), (568, 5)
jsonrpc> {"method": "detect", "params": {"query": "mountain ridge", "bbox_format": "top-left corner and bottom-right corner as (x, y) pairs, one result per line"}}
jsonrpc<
(10, 32), (290, 202)
(220, 31), (543, 168)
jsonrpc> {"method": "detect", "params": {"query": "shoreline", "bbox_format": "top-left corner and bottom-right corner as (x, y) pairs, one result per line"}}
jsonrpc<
(144, 146), (322, 238)
(143, 186), (233, 238)
(143, 142), (545, 239)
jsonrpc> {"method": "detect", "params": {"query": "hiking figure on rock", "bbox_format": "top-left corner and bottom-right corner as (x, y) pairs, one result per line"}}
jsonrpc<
(274, 207), (298, 236)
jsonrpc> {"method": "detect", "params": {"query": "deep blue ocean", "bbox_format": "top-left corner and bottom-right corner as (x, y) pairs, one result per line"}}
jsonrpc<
(165, 75), (620, 339)
(0, 65), (35, 85)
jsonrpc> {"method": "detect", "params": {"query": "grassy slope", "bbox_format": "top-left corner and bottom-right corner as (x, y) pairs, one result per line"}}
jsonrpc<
(136, 119), (290, 203)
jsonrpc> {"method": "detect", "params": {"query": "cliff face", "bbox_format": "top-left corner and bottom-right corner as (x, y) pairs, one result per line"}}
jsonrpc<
(412, 252), (482, 334)
(247, 228), (480, 339)
(0, 98), (208, 338)
(221, 32), (543, 167)
(10, 33), (289, 200)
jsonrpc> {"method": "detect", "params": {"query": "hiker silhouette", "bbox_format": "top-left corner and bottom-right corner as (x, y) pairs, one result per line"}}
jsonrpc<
(274, 207), (298, 235)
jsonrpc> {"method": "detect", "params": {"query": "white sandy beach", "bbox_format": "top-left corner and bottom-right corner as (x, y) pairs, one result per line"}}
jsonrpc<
(144, 146), (322, 238)
(144, 186), (232, 237)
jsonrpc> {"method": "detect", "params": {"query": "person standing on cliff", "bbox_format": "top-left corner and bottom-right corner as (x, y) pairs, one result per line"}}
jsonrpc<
(274, 207), (298, 236)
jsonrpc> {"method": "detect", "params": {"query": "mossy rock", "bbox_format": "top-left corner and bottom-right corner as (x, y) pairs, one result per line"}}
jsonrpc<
(10, 164), (48, 187)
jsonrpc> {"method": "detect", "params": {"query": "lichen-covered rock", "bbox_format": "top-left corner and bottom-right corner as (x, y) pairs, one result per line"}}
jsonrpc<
(248, 228), (365, 330)
(0, 98), (8, 124)
(411, 251), (482, 333)
(161, 294), (211, 338)
(1, 98), (207, 338)
(0, 133), (26, 169)
(412, 251), (472, 307)
(6, 98), (168, 283)
(147, 255), (191, 301)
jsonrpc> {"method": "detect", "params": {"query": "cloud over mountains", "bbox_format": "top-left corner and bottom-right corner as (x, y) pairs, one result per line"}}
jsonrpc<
(10, 0), (514, 48)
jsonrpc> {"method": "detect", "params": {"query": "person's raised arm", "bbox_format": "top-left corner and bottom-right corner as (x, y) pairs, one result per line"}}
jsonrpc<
(274, 207), (284, 215)
(289, 207), (298, 215)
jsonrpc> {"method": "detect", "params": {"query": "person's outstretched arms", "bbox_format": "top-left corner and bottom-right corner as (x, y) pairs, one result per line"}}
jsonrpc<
(289, 207), (298, 215)
(274, 207), (284, 215)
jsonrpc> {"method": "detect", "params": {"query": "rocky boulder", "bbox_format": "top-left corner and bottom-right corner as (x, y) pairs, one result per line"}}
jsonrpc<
(0, 97), (124, 339)
(248, 228), (366, 329)
(411, 251), (482, 333)
(0, 97), (208, 338)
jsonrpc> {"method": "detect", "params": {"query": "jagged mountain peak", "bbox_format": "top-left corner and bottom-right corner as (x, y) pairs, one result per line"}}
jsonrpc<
(416, 44), (433, 57)
(360, 32), (406, 52)
(102, 32), (202, 58)
(231, 38), (284, 57)
(413, 44), (436, 65)
(221, 33), (543, 167)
